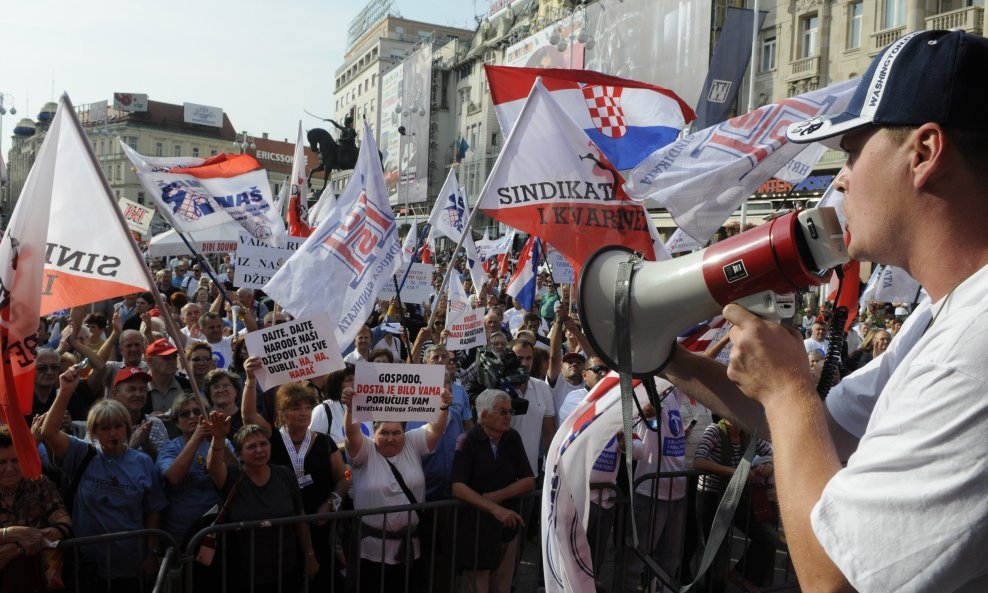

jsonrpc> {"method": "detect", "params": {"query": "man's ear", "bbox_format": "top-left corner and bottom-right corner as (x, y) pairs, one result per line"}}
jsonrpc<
(911, 123), (947, 189)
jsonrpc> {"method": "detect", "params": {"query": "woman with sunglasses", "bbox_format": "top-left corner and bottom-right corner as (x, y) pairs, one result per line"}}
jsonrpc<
(157, 392), (236, 546)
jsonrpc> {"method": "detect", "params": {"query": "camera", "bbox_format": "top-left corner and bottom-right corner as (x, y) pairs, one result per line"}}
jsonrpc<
(474, 349), (529, 416)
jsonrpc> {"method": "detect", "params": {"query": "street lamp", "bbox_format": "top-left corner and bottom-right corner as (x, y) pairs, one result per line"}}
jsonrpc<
(545, 1), (595, 67)
(233, 131), (256, 153)
(0, 92), (16, 160)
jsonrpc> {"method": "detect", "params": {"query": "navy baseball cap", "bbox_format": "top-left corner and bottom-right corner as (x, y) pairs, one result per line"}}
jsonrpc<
(787, 30), (988, 148)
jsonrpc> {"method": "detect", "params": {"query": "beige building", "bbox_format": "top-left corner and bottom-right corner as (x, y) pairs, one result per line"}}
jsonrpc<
(328, 11), (472, 200)
(3, 99), (320, 233)
(757, 0), (984, 176)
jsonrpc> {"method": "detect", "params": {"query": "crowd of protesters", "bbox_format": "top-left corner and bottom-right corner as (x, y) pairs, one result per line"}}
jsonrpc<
(1, 246), (913, 593)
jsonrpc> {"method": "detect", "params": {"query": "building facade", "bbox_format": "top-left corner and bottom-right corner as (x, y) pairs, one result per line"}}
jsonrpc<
(3, 99), (319, 235)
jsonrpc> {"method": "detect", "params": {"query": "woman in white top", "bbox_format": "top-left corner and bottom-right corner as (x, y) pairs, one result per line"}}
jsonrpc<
(341, 385), (451, 593)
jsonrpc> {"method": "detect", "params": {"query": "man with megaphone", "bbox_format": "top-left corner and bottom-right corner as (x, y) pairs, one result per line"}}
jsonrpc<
(662, 30), (988, 593)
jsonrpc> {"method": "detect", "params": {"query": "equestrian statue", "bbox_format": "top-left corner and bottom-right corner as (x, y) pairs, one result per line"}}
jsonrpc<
(306, 114), (358, 186)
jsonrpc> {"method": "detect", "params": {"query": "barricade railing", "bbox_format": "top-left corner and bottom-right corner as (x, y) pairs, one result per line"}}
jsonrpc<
(53, 528), (179, 593)
(66, 470), (798, 593)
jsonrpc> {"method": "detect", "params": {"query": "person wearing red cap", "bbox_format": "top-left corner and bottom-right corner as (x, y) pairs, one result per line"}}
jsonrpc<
(111, 365), (169, 458)
(146, 338), (191, 415)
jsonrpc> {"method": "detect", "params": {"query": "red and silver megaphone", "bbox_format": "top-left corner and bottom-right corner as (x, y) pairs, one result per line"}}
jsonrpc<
(578, 207), (849, 375)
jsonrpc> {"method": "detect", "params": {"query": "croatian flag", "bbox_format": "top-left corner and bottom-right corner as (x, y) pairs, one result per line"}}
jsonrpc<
(506, 235), (540, 311)
(485, 65), (694, 171)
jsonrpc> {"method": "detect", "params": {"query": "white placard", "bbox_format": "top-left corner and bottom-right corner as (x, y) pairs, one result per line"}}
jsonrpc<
(378, 262), (434, 305)
(545, 245), (575, 285)
(118, 196), (154, 234)
(234, 229), (304, 289)
(183, 102), (224, 127)
(665, 228), (705, 254)
(243, 314), (343, 391)
(352, 362), (445, 423)
(445, 276), (486, 351)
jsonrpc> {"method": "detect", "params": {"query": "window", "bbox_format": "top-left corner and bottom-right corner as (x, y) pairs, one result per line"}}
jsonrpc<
(849, 2), (863, 48)
(124, 136), (138, 150)
(155, 142), (163, 157)
(801, 14), (820, 58)
(883, 0), (906, 28)
(760, 37), (777, 71)
(174, 145), (182, 157)
(137, 192), (145, 205)
(115, 163), (121, 180)
(491, 132), (498, 146)
(211, 149), (218, 156)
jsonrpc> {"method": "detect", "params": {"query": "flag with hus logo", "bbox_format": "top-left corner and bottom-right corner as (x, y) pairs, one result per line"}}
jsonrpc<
(477, 80), (667, 276)
(121, 142), (288, 247)
(264, 122), (400, 348)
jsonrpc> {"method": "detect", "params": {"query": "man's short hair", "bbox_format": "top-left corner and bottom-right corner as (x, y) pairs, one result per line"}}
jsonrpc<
(201, 312), (223, 324)
(510, 337), (534, 351)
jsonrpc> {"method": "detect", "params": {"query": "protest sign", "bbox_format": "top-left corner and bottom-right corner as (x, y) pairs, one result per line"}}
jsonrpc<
(118, 196), (154, 235)
(545, 244), (575, 285)
(446, 276), (487, 350)
(234, 229), (304, 289)
(378, 262), (435, 304)
(243, 314), (343, 391)
(352, 362), (445, 423)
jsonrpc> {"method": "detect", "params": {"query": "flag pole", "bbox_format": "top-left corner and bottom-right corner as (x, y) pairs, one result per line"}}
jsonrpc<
(538, 238), (557, 287)
(170, 228), (237, 312)
(427, 199), (484, 329)
(397, 222), (431, 293)
(74, 117), (193, 393)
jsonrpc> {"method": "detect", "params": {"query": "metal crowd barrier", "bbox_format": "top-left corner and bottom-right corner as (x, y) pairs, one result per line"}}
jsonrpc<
(58, 471), (799, 593)
(53, 528), (179, 593)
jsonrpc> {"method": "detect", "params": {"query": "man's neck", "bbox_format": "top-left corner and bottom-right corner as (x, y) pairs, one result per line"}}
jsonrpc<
(150, 373), (173, 389)
(481, 424), (503, 443)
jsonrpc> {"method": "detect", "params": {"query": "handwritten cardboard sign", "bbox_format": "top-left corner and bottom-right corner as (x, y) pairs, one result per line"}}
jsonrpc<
(234, 230), (304, 289)
(352, 362), (445, 423)
(378, 262), (435, 305)
(244, 314), (343, 391)
(445, 276), (486, 351)
(545, 245), (575, 285)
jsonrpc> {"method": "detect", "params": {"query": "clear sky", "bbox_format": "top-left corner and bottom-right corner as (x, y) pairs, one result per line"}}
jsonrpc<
(1, 0), (483, 155)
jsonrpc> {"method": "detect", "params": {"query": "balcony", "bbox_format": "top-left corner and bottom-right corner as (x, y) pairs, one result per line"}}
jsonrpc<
(926, 6), (984, 35)
(870, 25), (905, 55)
(787, 55), (820, 82)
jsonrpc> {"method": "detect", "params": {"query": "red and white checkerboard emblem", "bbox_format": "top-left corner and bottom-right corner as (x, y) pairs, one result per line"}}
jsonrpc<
(582, 85), (627, 138)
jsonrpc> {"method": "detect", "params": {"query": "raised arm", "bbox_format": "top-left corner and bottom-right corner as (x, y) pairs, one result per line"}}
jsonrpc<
(240, 356), (271, 435)
(341, 387), (363, 459)
(41, 366), (82, 459)
(546, 315), (564, 386)
(97, 310), (123, 363)
(205, 410), (231, 490)
(162, 420), (210, 486)
(424, 388), (452, 452)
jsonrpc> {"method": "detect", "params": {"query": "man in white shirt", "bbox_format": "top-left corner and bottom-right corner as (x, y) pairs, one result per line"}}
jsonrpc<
(508, 339), (556, 478)
(663, 31), (988, 593)
(803, 318), (830, 354)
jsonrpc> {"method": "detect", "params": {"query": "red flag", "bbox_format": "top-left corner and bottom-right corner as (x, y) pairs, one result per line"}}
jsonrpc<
(287, 122), (313, 238)
(477, 80), (660, 277)
(828, 259), (860, 334)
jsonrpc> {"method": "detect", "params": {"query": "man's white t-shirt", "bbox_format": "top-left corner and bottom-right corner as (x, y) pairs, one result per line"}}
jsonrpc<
(548, 375), (584, 419)
(207, 336), (235, 371)
(804, 337), (829, 355)
(633, 388), (687, 501)
(816, 264), (988, 592)
(510, 377), (554, 475)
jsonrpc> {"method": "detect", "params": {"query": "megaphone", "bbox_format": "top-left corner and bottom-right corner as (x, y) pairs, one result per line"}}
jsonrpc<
(578, 207), (849, 376)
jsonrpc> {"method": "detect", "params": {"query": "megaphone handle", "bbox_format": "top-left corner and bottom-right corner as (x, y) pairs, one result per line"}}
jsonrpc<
(615, 258), (639, 548)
